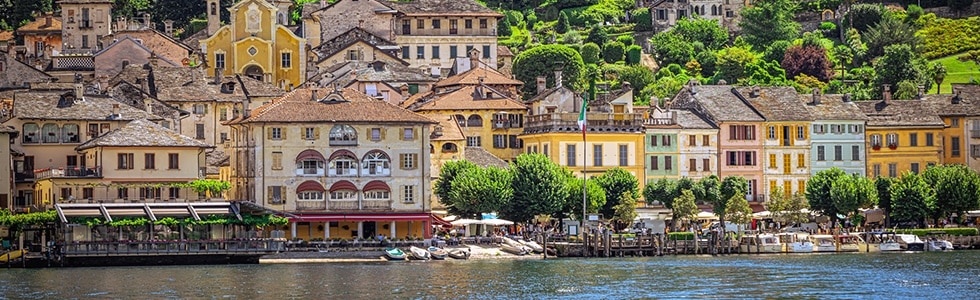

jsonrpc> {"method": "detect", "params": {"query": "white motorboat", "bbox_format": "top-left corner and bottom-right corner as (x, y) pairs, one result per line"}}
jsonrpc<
(777, 233), (813, 253)
(809, 235), (837, 252)
(859, 232), (902, 252)
(502, 236), (533, 254)
(519, 239), (544, 253)
(408, 246), (430, 260)
(739, 233), (782, 253)
(925, 238), (954, 251)
(896, 234), (925, 251)
(835, 235), (863, 252)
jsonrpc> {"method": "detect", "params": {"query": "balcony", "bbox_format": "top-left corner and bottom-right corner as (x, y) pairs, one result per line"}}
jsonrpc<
(524, 112), (644, 134)
(34, 166), (102, 179)
(971, 130), (980, 139)
(296, 200), (327, 210)
(492, 120), (517, 129)
(363, 200), (392, 210)
(329, 200), (358, 210)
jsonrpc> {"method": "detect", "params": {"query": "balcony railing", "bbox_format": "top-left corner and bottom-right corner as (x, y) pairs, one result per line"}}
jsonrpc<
(524, 112), (644, 134)
(296, 200), (327, 210)
(492, 120), (516, 129)
(324, 200), (393, 210)
(644, 117), (676, 126)
(34, 166), (102, 179)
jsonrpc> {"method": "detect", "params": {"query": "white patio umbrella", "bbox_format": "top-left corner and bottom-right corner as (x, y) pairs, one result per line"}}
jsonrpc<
(451, 219), (482, 226)
(481, 219), (514, 226)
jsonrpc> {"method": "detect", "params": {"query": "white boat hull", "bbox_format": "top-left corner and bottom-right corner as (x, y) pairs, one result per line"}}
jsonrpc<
(880, 242), (902, 251)
(789, 242), (814, 253)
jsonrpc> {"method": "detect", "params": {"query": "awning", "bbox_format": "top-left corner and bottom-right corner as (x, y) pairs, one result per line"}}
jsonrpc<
(295, 149), (325, 162)
(362, 180), (390, 192)
(297, 180), (326, 192)
(328, 149), (357, 161)
(54, 202), (238, 223)
(431, 214), (452, 227)
(329, 180), (357, 192)
(290, 213), (431, 222)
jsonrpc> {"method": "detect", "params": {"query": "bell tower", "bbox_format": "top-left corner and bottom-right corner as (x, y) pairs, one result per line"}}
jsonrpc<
(207, 0), (220, 36)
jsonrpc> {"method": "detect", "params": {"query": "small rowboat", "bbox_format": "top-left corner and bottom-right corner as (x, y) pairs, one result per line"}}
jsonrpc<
(409, 246), (430, 260)
(427, 246), (449, 260)
(448, 248), (470, 259)
(384, 247), (407, 261)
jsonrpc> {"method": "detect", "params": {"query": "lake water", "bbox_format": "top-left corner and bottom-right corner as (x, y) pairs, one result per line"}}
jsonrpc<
(1, 251), (978, 299)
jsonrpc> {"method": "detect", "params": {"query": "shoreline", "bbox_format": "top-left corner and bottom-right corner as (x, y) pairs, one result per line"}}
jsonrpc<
(258, 244), (545, 263)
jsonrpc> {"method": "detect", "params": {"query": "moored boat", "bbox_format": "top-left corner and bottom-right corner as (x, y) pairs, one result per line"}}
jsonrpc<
(859, 232), (902, 252)
(384, 247), (407, 261)
(427, 246), (449, 260)
(777, 233), (813, 253)
(447, 248), (470, 259)
(519, 240), (544, 254)
(739, 233), (782, 253)
(409, 246), (431, 260)
(835, 235), (863, 252)
(925, 238), (953, 251)
(502, 237), (533, 254)
(896, 234), (925, 251)
(809, 235), (837, 252)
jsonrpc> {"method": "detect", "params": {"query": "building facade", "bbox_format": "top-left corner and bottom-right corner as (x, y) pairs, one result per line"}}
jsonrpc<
(803, 91), (867, 176)
(738, 86), (812, 200)
(59, 0), (114, 51)
(857, 89), (944, 178)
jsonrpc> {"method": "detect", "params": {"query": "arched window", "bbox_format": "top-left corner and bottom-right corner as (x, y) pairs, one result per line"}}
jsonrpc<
(22, 123), (40, 143)
(329, 181), (358, 202)
(329, 150), (358, 176)
(296, 181), (325, 201)
(442, 143), (458, 153)
(361, 151), (391, 176)
(62, 123), (80, 143)
(466, 114), (483, 127)
(362, 181), (391, 206)
(41, 123), (60, 143)
(329, 124), (357, 146)
(295, 149), (326, 176)
(210, 3), (216, 15)
(454, 114), (466, 127)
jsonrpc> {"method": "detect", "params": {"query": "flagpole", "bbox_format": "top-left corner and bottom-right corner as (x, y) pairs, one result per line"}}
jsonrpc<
(580, 92), (589, 239)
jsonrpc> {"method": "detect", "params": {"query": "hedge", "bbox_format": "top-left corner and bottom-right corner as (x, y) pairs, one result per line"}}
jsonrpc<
(668, 232), (695, 240)
(894, 228), (979, 236)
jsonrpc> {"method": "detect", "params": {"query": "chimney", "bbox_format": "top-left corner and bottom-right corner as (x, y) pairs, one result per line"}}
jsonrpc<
(74, 83), (84, 100)
(164, 20), (174, 37)
(843, 93), (852, 103)
(149, 53), (160, 67)
(811, 88), (821, 105)
(917, 85), (925, 100)
(622, 81), (631, 92)
(469, 48), (480, 69)
(882, 84), (892, 103)
(213, 68), (222, 84)
(143, 13), (151, 28)
(400, 84), (409, 97)
(45, 12), (52, 28)
(536, 76), (547, 94)
(750, 86), (761, 98)
(952, 88), (962, 104)
(112, 104), (120, 116)
(554, 70), (563, 88)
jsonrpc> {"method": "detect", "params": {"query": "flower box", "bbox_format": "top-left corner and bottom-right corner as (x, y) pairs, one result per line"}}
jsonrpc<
(872, 145), (881, 150)
(888, 144), (897, 150)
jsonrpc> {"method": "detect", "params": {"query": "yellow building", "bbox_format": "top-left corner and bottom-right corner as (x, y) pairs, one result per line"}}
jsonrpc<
(857, 90), (944, 177)
(923, 85), (980, 168)
(402, 64), (525, 162)
(200, 0), (306, 89)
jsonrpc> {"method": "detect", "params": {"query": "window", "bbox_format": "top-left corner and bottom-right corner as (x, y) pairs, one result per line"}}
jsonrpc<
(834, 145), (842, 161)
(870, 134), (882, 147)
(650, 135), (658, 146)
(83, 188), (94, 200)
(330, 189), (356, 201)
(665, 156), (673, 171)
(888, 163), (897, 177)
(140, 187), (161, 200)
(299, 159), (323, 175)
(728, 125), (755, 140)
(769, 154), (776, 169)
(849, 124), (862, 133)
(567, 145), (576, 166)
(61, 124), (80, 143)
(417, 46), (424, 59)
(479, 19), (487, 28)
(467, 136), (481, 147)
(431, 46), (440, 59)
(797, 126), (805, 140)
(168, 154), (179, 169)
(402, 186), (415, 203)
(401, 46), (409, 59)
(118, 153), (134, 169)
(817, 146), (825, 161)
(362, 152), (391, 176)
(449, 19), (458, 34)
(483, 45), (490, 58)
(370, 128), (382, 141)
(702, 135), (709, 146)
(417, 19), (424, 29)
(797, 154), (805, 168)
(593, 144), (602, 166)
(911, 163), (920, 174)
(689, 135), (697, 146)
(196, 124), (205, 139)
(144, 153), (155, 169)
(269, 186), (283, 204)
(493, 134), (507, 148)
(651, 156), (658, 170)
(22, 123), (40, 143)
(281, 52), (291, 68)
(67, 155), (78, 168)
(926, 133), (934, 146)
(726, 151), (756, 166)
(297, 191), (324, 201)
(703, 158), (710, 172)
(952, 136), (961, 157)
(41, 123), (59, 143)
(544, 144), (549, 157)
(364, 190), (389, 201)
(305, 127), (317, 140)
(400, 153), (417, 170)
(851, 145), (860, 161)
(886, 133), (898, 147)
(909, 133), (918, 146)
(465, 19), (472, 29)
(689, 158), (697, 172)
(215, 53), (225, 70)
(402, 19), (411, 34)
(509, 135), (522, 149)
(873, 164), (881, 178)
(271, 127), (283, 140)
(399, 127), (414, 140)
(951, 118), (960, 128)
(348, 49), (359, 60)
(662, 135), (672, 146)
(118, 188), (129, 200)
(813, 124), (824, 134)
(619, 145), (628, 166)
(768, 126), (776, 140)
(219, 108), (228, 121)
(272, 152), (283, 170)
(329, 125), (357, 145)
(82, 35), (89, 49)
(972, 145), (980, 158)
(432, 19), (441, 29)
(450, 45), (458, 58)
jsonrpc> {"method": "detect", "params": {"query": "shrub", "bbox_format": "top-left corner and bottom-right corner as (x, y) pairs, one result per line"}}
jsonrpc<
(617, 34), (634, 47)
(668, 232), (695, 240)
(602, 41), (625, 63)
(895, 228), (979, 236)
(625, 45), (642, 65)
(580, 42), (602, 64)
(918, 16), (980, 59)
(819, 21), (837, 31)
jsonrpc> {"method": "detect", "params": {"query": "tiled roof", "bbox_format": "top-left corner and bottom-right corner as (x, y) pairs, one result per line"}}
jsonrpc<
(101, 29), (192, 64)
(735, 86), (812, 121)
(799, 93), (867, 121)
(95, 37), (180, 66)
(525, 86), (564, 103)
(77, 119), (212, 150)
(13, 91), (161, 121)
(109, 65), (283, 102)
(922, 84), (980, 117)
(429, 114), (465, 141)
(411, 85), (526, 111)
(180, 28), (208, 53)
(109, 81), (186, 119)
(464, 146), (508, 168)
(669, 85), (764, 122)
(675, 109), (717, 129)
(301, 3), (320, 19)
(237, 75), (286, 98)
(434, 65), (522, 88)
(497, 45), (514, 57)
(0, 31), (13, 41)
(238, 87), (436, 124)
(314, 61), (435, 88)
(16, 15), (61, 33)
(206, 149), (229, 174)
(314, 27), (398, 62)
(855, 99), (944, 127)
(384, 0), (502, 17)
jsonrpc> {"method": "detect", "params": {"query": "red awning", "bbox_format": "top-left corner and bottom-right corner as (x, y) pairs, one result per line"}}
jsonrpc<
(295, 149), (325, 163)
(328, 149), (358, 161)
(296, 180), (325, 192)
(290, 213), (431, 222)
(362, 180), (390, 192)
(329, 180), (357, 192)
(431, 214), (452, 227)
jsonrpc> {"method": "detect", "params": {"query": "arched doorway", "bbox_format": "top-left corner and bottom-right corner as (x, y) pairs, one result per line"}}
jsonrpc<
(244, 65), (264, 81)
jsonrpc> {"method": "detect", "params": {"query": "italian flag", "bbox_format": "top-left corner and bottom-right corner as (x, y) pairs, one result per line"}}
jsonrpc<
(578, 93), (588, 139)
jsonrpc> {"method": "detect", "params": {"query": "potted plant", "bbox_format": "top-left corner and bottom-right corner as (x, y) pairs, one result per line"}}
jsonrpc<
(888, 143), (897, 150)
(872, 144), (881, 150)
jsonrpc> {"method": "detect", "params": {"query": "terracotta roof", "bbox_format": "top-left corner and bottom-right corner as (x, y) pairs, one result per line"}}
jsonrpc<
(101, 29), (192, 64)
(464, 146), (508, 168)
(669, 85), (764, 122)
(238, 87), (436, 124)
(13, 91), (161, 121)
(855, 99), (944, 127)
(411, 85), (526, 111)
(800, 93), (867, 121)
(497, 45), (514, 57)
(675, 109), (717, 129)
(385, 0), (503, 17)
(0, 31), (13, 41)
(16, 15), (61, 33)
(922, 84), (980, 117)
(429, 114), (465, 141)
(314, 27), (399, 63)
(77, 119), (212, 150)
(109, 65), (283, 102)
(435, 65), (522, 88)
(735, 86), (812, 121)
(94, 37), (180, 66)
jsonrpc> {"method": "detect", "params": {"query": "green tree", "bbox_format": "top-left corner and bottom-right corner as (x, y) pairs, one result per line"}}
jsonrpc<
(863, 15), (920, 59)
(830, 174), (878, 223)
(564, 176), (607, 221)
(596, 168), (640, 219)
(617, 65), (656, 102)
(580, 42), (602, 65)
(448, 166), (513, 218)
(763, 40), (793, 64)
(845, 3), (885, 32)
(189, 179), (231, 199)
(931, 62), (947, 94)
(585, 24), (608, 46)
(625, 45), (642, 65)
(874, 44), (930, 96)
(505, 154), (569, 223)
(922, 164), (980, 225)
(806, 168), (847, 225)
(498, 16), (513, 37)
(617, 35), (635, 47)
(726, 192), (753, 226)
(512, 44), (586, 98)
(602, 41), (626, 63)
(719, 176), (748, 232)
(716, 45), (759, 84)
(700, 175), (722, 208)
(875, 177), (895, 227)
(831, 44), (853, 79)
(555, 10), (571, 34)
(739, 0), (801, 50)
(435, 160), (479, 216)
(612, 191), (639, 231)
(633, 8), (653, 31)
(672, 189), (700, 229)
(894, 80), (918, 100)
(767, 186), (789, 224)
(673, 16), (730, 50)
(785, 193), (811, 225)
(643, 178), (676, 208)
(889, 172), (935, 228)
(649, 32), (695, 67)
